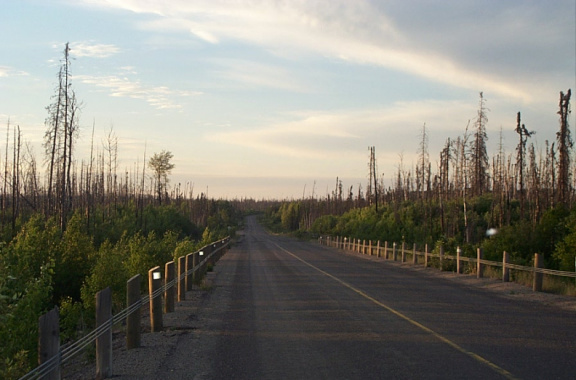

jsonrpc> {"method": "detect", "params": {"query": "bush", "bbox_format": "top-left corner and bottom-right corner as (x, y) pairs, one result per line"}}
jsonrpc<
(81, 240), (129, 324)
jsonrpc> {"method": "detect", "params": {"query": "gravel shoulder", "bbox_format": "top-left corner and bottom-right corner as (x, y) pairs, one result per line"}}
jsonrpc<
(63, 235), (576, 379)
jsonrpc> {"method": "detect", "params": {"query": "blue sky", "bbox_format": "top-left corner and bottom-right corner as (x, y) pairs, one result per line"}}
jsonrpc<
(1, 0), (575, 199)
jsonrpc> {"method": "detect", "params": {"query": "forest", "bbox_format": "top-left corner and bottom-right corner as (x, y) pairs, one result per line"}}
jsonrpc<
(1, 43), (574, 378)
(0, 44), (245, 378)
(264, 90), (576, 274)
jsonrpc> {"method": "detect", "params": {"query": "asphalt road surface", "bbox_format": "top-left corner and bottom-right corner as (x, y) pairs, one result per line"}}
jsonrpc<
(171, 216), (576, 379)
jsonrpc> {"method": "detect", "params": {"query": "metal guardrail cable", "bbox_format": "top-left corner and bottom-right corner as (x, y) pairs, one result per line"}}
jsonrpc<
(19, 351), (60, 379)
(20, 237), (230, 380)
(324, 235), (576, 279)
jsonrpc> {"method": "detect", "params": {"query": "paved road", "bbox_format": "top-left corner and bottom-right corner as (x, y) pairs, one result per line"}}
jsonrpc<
(172, 216), (576, 379)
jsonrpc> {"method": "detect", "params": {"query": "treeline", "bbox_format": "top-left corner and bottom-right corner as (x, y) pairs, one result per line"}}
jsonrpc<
(265, 90), (576, 272)
(0, 44), (244, 378)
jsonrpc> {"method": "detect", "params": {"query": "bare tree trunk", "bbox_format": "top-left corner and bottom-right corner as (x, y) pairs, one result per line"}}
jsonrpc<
(557, 89), (572, 207)
(2, 120), (9, 232)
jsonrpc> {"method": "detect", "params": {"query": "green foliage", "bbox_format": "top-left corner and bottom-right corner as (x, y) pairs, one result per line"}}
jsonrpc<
(261, 205), (282, 232)
(6, 214), (60, 287)
(537, 205), (570, 267)
(310, 215), (338, 235)
(1, 350), (29, 380)
(0, 199), (240, 374)
(481, 221), (535, 263)
(81, 240), (129, 323)
(59, 297), (84, 342)
(91, 202), (201, 248)
(294, 193), (576, 269)
(0, 260), (53, 376)
(205, 200), (239, 238)
(0, 215), (59, 373)
(124, 231), (178, 289)
(173, 237), (198, 261)
(54, 212), (96, 302)
(142, 204), (198, 239)
(552, 208), (576, 271)
(280, 202), (301, 231)
(201, 227), (215, 245)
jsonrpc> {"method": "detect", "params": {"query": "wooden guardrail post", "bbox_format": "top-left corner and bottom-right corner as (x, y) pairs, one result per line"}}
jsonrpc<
(197, 250), (205, 281)
(424, 244), (429, 267)
(148, 266), (163, 332)
(368, 240), (372, 256)
(393, 242), (398, 261)
(126, 274), (141, 349)
(376, 240), (381, 257)
(477, 248), (484, 279)
(38, 307), (60, 380)
(439, 245), (444, 271)
(195, 251), (202, 283)
(503, 251), (510, 282)
(412, 243), (417, 264)
(185, 253), (193, 291)
(96, 287), (112, 380)
(533, 253), (543, 292)
(384, 241), (389, 260)
(178, 256), (186, 301)
(401, 242), (406, 262)
(456, 247), (461, 274)
(165, 261), (175, 313)
(205, 244), (213, 269)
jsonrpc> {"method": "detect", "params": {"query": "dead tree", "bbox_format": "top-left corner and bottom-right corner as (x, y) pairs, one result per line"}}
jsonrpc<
(44, 42), (81, 230)
(368, 146), (378, 212)
(556, 89), (572, 207)
(416, 123), (430, 202)
(470, 92), (489, 196)
(515, 111), (535, 219)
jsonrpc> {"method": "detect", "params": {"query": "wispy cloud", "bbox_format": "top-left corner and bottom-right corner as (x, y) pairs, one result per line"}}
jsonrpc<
(71, 0), (559, 102)
(206, 99), (479, 164)
(211, 59), (309, 92)
(76, 74), (202, 109)
(0, 66), (29, 77)
(70, 41), (120, 58)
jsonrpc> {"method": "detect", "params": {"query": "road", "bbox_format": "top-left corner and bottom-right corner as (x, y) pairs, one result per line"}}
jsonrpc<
(169, 216), (576, 379)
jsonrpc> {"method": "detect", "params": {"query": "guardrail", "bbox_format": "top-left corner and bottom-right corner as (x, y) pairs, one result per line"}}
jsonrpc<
(319, 236), (576, 292)
(20, 236), (231, 380)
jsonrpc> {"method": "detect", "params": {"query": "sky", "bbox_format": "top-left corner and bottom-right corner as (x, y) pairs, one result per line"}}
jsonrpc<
(1, 0), (575, 199)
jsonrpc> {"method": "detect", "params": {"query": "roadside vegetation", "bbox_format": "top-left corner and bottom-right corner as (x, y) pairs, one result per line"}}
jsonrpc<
(264, 90), (576, 275)
(0, 44), (243, 378)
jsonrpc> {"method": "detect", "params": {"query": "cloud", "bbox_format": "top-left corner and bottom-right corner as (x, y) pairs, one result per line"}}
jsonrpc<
(76, 74), (202, 109)
(211, 59), (309, 92)
(0, 66), (29, 77)
(69, 0), (569, 102)
(70, 41), (120, 58)
(207, 114), (358, 159)
(205, 99), (479, 164)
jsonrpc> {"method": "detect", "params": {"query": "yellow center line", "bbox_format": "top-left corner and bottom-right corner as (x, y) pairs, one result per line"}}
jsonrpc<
(275, 243), (518, 380)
